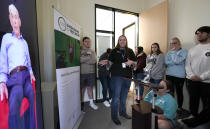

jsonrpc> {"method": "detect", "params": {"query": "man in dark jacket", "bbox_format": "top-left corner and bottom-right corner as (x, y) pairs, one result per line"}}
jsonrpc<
(98, 48), (112, 107)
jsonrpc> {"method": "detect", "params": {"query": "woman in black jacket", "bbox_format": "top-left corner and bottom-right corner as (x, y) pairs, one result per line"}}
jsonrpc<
(109, 35), (136, 125)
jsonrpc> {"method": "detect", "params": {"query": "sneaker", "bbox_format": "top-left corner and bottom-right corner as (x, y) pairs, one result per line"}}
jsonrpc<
(121, 114), (132, 119)
(103, 101), (110, 107)
(183, 114), (194, 120)
(89, 103), (98, 110)
(109, 99), (112, 103)
(182, 117), (197, 127)
(120, 113), (132, 119)
(177, 119), (185, 126)
(177, 108), (191, 119)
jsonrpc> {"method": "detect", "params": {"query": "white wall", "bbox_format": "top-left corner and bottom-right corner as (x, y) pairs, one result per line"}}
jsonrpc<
(37, 0), (56, 82)
(36, 0), (144, 82)
(168, 0), (210, 49)
(141, 0), (165, 11)
(141, 0), (210, 50)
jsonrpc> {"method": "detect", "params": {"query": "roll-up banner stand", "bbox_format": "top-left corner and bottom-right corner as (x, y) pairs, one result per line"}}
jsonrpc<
(54, 9), (81, 129)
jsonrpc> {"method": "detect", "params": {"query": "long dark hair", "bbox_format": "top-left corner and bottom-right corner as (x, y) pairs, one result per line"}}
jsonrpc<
(115, 35), (130, 58)
(115, 35), (128, 49)
(150, 42), (162, 55)
(137, 46), (143, 55)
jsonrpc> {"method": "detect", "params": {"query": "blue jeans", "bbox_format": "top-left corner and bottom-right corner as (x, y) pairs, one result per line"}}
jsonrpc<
(134, 73), (145, 98)
(150, 78), (162, 85)
(110, 76), (131, 120)
(99, 74), (112, 101)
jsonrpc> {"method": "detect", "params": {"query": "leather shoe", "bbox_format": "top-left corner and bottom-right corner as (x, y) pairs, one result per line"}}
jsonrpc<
(121, 114), (132, 119)
(112, 119), (121, 125)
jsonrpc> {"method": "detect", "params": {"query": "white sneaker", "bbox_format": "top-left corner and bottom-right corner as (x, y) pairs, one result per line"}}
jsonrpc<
(89, 103), (98, 110)
(182, 114), (194, 120)
(109, 99), (112, 103)
(177, 119), (185, 126)
(103, 101), (110, 107)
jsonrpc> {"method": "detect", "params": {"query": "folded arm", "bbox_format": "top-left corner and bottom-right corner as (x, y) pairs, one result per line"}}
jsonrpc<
(170, 50), (187, 64)
(86, 51), (97, 64)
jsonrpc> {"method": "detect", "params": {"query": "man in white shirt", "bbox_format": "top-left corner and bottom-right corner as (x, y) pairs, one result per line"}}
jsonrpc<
(185, 26), (210, 117)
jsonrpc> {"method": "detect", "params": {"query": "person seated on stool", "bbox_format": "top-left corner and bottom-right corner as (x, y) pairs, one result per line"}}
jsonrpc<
(144, 80), (178, 129)
(0, 4), (36, 129)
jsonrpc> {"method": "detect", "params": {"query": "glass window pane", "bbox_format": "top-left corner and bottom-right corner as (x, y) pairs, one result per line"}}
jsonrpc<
(115, 12), (138, 45)
(96, 32), (113, 59)
(96, 32), (113, 100)
(124, 24), (136, 51)
(96, 8), (114, 31)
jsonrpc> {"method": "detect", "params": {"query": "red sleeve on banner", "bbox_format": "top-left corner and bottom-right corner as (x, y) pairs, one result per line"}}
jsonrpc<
(0, 94), (9, 129)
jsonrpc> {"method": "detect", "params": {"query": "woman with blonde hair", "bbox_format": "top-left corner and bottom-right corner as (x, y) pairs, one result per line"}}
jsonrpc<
(165, 37), (187, 114)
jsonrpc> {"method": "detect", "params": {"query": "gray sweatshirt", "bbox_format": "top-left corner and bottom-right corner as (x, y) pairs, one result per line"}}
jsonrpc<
(80, 47), (97, 74)
(146, 53), (165, 80)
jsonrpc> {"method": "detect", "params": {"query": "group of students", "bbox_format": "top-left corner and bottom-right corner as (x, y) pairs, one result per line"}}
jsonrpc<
(80, 26), (210, 129)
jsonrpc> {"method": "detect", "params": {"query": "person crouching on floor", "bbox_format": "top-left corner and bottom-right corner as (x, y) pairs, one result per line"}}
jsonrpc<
(144, 80), (178, 129)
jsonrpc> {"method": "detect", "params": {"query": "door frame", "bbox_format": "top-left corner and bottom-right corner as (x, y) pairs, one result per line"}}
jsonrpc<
(95, 4), (139, 101)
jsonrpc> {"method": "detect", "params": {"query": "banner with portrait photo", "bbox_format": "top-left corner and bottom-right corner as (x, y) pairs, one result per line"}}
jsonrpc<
(0, 1), (43, 129)
(54, 9), (81, 129)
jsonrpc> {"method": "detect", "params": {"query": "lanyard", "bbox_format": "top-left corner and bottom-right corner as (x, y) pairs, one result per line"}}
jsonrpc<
(121, 49), (126, 60)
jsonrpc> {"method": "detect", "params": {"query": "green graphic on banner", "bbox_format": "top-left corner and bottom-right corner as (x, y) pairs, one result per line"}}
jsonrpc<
(55, 30), (80, 68)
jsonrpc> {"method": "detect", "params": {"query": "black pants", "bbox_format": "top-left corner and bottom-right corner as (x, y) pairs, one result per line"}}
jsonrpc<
(166, 75), (185, 108)
(186, 79), (210, 116)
